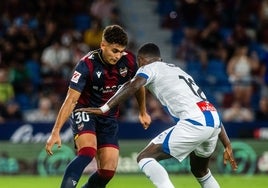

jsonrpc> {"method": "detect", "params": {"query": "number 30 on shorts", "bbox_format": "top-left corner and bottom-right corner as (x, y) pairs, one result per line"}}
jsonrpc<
(72, 111), (90, 124)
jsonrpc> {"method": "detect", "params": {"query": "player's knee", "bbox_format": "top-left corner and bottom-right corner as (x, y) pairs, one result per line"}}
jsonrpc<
(137, 151), (161, 163)
(98, 169), (115, 179)
(78, 147), (96, 158)
(137, 151), (147, 163)
(191, 166), (208, 177)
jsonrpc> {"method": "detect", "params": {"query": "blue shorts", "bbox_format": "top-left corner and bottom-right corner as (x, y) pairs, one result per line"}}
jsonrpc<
(69, 111), (119, 149)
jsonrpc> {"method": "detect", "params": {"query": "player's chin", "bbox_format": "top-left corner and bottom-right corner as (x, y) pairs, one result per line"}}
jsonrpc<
(109, 59), (118, 65)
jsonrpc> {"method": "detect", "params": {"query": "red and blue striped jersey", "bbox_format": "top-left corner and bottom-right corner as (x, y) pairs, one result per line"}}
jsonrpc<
(69, 49), (137, 118)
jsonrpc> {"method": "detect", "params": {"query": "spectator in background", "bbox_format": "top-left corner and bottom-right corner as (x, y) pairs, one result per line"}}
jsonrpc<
(25, 50), (41, 93)
(227, 45), (259, 107)
(174, 26), (203, 68)
(67, 30), (90, 68)
(40, 38), (72, 78)
(23, 96), (56, 123)
(199, 19), (227, 65)
(38, 19), (59, 50)
(90, 0), (116, 25)
(0, 67), (21, 123)
(0, 68), (14, 104)
(225, 23), (252, 59)
(222, 101), (254, 122)
(256, 55), (268, 122)
(259, 0), (268, 24)
(107, 7), (124, 26)
(1, 24), (20, 64)
(83, 18), (103, 50)
(255, 96), (268, 121)
(8, 57), (36, 111)
(259, 51), (268, 99)
(0, 100), (22, 123)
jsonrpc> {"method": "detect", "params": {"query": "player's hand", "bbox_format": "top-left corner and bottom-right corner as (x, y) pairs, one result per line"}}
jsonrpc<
(75, 107), (103, 115)
(139, 112), (152, 130)
(223, 145), (238, 171)
(45, 132), (61, 156)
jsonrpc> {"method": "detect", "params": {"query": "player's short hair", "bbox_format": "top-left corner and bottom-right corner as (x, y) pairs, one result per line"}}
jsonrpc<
(103, 25), (128, 46)
(137, 43), (161, 58)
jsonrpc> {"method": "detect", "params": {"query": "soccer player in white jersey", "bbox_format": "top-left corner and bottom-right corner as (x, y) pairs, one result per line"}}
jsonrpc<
(76, 43), (238, 188)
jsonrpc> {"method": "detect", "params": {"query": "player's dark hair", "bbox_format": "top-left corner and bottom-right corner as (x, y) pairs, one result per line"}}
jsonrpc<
(103, 25), (128, 46)
(137, 43), (161, 58)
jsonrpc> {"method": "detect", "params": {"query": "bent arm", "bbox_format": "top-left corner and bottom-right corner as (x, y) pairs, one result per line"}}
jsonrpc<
(106, 76), (147, 109)
(46, 87), (81, 155)
(76, 76), (151, 128)
(51, 87), (81, 134)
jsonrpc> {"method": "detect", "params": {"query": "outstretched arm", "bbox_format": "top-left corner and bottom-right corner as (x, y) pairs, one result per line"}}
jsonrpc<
(219, 123), (238, 171)
(76, 76), (146, 114)
(108, 76), (146, 110)
(76, 76), (151, 128)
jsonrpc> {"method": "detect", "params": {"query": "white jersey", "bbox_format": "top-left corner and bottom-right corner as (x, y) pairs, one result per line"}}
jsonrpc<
(136, 61), (221, 127)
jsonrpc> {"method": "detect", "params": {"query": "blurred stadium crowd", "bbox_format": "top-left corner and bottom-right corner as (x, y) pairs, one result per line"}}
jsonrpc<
(0, 0), (268, 124)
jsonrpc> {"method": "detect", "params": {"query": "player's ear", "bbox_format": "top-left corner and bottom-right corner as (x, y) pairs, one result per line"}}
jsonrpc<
(100, 41), (105, 49)
(100, 39), (107, 49)
(137, 56), (144, 67)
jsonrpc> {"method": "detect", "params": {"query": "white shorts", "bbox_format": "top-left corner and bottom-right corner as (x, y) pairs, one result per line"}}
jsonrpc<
(150, 120), (221, 162)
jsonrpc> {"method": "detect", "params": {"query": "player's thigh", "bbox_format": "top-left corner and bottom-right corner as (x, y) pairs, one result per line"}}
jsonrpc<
(75, 133), (97, 151)
(153, 123), (214, 162)
(194, 127), (220, 158)
(137, 143), (171, 162)
(96, 147), (119, 170)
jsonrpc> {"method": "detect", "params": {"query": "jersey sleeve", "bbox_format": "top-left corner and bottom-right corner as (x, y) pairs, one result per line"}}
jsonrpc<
(136, 64), (155, 86)
(69, 61), (89, 92)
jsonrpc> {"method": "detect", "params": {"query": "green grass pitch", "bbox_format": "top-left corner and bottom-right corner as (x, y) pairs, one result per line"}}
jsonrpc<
(0, 174), (267, 188)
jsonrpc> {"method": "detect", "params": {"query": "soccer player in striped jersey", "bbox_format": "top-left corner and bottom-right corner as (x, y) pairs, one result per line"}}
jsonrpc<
(45, 25), (151, 188)
(77, 43), (238, 188)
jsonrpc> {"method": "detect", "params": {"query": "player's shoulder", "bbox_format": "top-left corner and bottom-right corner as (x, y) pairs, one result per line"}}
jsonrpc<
(121, 50), (136, 63)
(124, 50), (135, 57)
(145, 61), (164, 69)
(80, 50), (100, 62)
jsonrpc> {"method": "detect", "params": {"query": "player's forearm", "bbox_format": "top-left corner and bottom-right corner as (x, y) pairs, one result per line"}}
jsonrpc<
(52, 99), (76, 134)
(135, 86), (147, 114)
(101, 77), (145, 113)
(106, 80), (137, 109)
(52, 88), (79, 133)
(219, 123), (231, 148)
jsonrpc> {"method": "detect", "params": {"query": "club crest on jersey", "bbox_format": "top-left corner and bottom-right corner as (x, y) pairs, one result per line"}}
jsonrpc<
(71, 71), (81, 83)
(119, 67), (128, 77)
(77, 123), (84, 131)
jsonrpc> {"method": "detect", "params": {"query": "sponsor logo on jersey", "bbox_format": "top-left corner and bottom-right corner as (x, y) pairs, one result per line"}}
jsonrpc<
(119, 67), (128, 77)
(71, 71), (81, 83)
(93, 84), (122, 93)
(197, 101), (216, 111)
